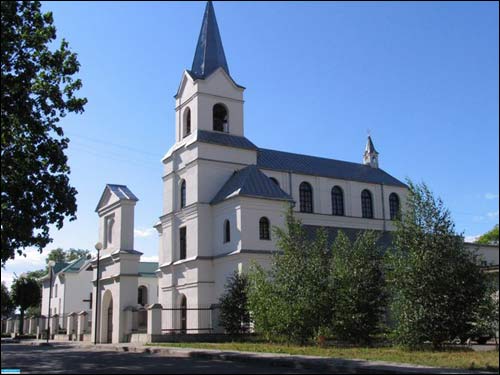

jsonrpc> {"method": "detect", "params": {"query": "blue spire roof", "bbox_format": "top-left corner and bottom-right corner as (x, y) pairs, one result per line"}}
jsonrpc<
(190, 1), (230, 79)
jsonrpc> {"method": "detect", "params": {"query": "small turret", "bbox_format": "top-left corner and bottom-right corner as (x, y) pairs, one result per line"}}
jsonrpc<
(363, 136), (379, 168)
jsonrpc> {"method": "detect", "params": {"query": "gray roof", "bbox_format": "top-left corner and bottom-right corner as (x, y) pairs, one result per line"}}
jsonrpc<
(211, 165), (293, 205)
(95, 184), (139, 212)
(303, 225), (394, 251)
(138, 262), (159, 277)
(197, 130), (257, 150)
(106, 184), (139, 201)
(257, 148), (406, 187)
(191, 1), (230, 80)
(59, 256), (88, 274)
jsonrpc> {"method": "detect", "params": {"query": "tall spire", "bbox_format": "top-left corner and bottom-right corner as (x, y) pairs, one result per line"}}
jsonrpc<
(191, 1), (230, 79)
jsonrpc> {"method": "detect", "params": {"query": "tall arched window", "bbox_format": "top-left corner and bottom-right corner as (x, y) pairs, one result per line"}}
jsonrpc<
(180, 180), (186, 209)
(361, 189), (373, 218)
(183, 107), (191, 138)
(259, 217), (270, 240)
(389, 193), (400, 220)
(331, 186), (344, 216)
(213, 103), (228, 132)
(180, 294), (187, 333)
(299, 182), (313, 213)
(224, 220), (230, 243)
(138, 286), (148, 306)
(269, 177), (280, 187)
(179, 227), (187, 260)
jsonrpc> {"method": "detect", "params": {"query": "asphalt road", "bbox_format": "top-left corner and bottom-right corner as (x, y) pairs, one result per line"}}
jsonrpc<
(1, 343), (318, 374)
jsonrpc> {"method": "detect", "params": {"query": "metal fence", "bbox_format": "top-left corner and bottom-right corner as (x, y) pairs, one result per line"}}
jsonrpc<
(160, 306), (219, 334)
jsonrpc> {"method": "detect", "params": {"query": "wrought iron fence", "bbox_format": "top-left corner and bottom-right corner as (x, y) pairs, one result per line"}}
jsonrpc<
(160, 306), (220, 334)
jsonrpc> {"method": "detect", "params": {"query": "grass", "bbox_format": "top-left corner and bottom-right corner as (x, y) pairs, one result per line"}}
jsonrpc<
(147, 341), (499, 371)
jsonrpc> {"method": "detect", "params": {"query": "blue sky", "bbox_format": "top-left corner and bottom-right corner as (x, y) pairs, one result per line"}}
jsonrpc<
(3, 1), (499, 286)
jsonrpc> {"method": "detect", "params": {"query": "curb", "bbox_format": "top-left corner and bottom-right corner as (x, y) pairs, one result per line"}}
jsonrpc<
(25, 341), (497, 374)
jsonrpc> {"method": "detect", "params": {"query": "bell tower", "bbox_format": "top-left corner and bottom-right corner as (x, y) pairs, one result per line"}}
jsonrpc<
(174, 1), (245, 142)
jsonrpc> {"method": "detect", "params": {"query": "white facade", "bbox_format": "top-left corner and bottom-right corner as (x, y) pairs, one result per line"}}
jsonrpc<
(40, 258), (93, 322)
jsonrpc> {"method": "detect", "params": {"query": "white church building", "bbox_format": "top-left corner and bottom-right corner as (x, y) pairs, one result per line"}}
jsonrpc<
(4, 1), (497, 344)
(154, 1), (408, 336)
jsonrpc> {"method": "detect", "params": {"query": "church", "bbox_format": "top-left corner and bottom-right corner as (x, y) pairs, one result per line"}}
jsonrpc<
(6, 1), (497, 345)
(16, 1), (411, 343)
(153, 1), (408, 335)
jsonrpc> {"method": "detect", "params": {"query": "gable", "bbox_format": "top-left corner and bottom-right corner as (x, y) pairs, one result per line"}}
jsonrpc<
(95, 184), (139, 212)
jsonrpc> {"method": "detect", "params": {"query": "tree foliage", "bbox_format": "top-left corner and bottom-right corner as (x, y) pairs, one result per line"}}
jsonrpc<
(1, 282), (15, 318)
(46, 247), (90, 265)
(247, 208), (333, 344)
(330, 230), (387, 344)
(11, 276), (41, 333)
(1, 1), (87, 265)
(387, 180), (486, 349)
(218, 271), (251, 335)
(476, 224), (499, 245)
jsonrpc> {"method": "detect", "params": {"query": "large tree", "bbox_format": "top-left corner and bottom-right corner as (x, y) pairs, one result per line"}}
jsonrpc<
(11, 276), (42, 334)
(387, 180), (486, 349)
(1, 1), (87, 264)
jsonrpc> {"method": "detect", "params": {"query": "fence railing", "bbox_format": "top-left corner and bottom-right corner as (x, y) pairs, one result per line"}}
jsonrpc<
(160, 306), (219, 334)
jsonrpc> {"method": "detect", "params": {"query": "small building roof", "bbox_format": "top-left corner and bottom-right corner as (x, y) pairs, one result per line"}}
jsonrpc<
(95, 184), (139, 212)
(138, 262), (159, 277)
(59, 256), (89, 274)
(211, 165), (293, 205)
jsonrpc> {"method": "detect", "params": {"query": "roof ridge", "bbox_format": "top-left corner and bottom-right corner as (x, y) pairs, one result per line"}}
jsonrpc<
(258, 147), (368, 168)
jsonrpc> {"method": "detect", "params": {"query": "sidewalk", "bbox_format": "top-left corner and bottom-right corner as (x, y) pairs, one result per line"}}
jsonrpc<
(25, 340), (497, 374)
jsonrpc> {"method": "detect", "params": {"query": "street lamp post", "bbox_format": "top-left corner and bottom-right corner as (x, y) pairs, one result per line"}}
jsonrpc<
(46, 260), (55, 344)
(93, 242), (102, 345)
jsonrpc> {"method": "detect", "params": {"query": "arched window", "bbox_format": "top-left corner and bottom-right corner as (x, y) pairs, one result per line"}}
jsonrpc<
(331, 186), (344, 216)
(361, 189), (373, 218)
(138, 286), (148, 306)
(299, 182), (313, 213)
(389, 193), (400, 220)
(213, 103), (228, 132)
(183, 107), (191, 138)
(180, 294), (187, 333)
(224, 220), (230, 243)
(269, 177), (280, 187)
(259, 217), (270, 240)
(180, 179), (186, 209)
(179, 227), (187, 260)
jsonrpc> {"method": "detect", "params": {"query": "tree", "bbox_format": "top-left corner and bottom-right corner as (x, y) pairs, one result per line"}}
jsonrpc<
(330, 230), (387, 344)
(11, 276), (41, 334)
(387, 180), (486, 349)
(66, 248), (90, 262)
(46, 248), (66, 264)
(1, 282), (15, 318)
(247, 207), (332, 343)
(46, 247), (90, 265)
(476, 224), (499, 245)
(1, 1), (87, 265)
(218, 271), (251, 335)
